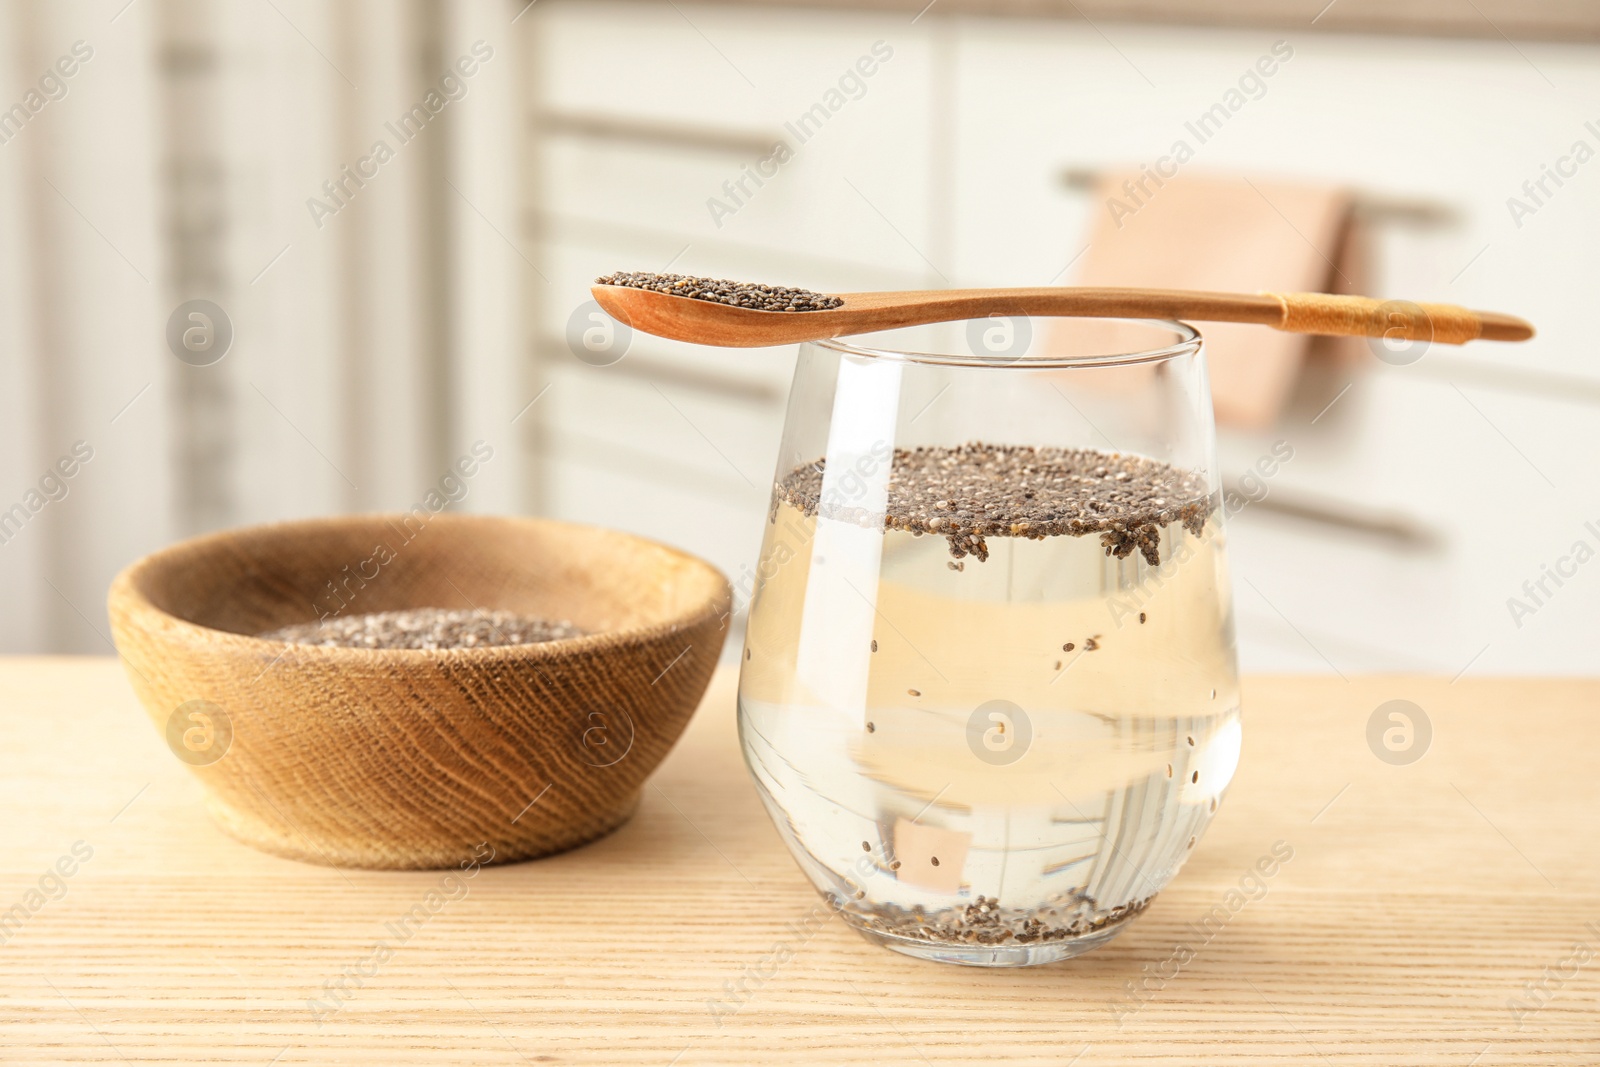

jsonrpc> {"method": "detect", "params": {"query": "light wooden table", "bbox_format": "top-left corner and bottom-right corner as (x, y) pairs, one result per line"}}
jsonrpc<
(2, 658), (1597, 1064)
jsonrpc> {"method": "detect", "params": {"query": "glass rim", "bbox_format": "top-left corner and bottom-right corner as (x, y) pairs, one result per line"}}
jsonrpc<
(813, 317), (1203, 369)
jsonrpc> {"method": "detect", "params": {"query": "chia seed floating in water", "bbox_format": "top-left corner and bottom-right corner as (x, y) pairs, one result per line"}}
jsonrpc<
(596, 271), (843, 312)
(261, 608), (584, 650)
(774, 442), (1216, 566)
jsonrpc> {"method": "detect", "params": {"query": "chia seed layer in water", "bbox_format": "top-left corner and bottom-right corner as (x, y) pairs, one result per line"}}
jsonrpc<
(836, 893), (1151, 947)
(774, 442), (1216, 565)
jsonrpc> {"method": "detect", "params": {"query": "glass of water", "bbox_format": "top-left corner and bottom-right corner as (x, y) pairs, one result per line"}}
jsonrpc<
(738, 317), (1241, 966)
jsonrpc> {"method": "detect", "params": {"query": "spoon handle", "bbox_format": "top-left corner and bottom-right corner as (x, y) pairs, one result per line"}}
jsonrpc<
(1262, 291), (1530, 343)
(840, 287), (1532, 343)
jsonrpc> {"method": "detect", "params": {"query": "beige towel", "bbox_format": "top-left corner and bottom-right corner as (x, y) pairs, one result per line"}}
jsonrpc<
(1066, 172), (1364, 428)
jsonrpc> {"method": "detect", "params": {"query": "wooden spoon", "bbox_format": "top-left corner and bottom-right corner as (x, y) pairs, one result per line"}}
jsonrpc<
(592, 281), (1534, 349)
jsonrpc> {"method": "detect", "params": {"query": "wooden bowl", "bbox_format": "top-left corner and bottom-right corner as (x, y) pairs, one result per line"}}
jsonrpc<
(107, 514), (730, 869)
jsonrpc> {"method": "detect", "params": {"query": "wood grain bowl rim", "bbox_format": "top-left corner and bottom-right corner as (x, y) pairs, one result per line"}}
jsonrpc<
(108, 512), (732, 663)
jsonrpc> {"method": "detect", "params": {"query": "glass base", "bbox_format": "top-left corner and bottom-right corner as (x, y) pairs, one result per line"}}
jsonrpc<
(843, 911), (1136, 967)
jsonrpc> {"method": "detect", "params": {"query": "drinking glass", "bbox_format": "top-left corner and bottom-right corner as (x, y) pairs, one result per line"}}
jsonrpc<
(737, 316), (1241, 966)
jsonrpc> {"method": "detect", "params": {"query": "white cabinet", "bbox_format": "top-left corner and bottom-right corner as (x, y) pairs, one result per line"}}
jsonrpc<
(524, 2), (1600, 673)
(527, 2), (942, 632)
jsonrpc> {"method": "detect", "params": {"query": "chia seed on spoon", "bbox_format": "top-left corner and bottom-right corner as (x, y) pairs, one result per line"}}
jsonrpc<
(596, 271), (843, 312)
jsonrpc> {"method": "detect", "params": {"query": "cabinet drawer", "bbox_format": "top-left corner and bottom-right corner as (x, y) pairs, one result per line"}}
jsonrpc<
(536, 2), (937, 271)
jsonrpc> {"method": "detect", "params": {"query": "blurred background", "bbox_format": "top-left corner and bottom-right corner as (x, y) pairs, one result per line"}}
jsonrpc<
(1, 0), (1596, 675)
